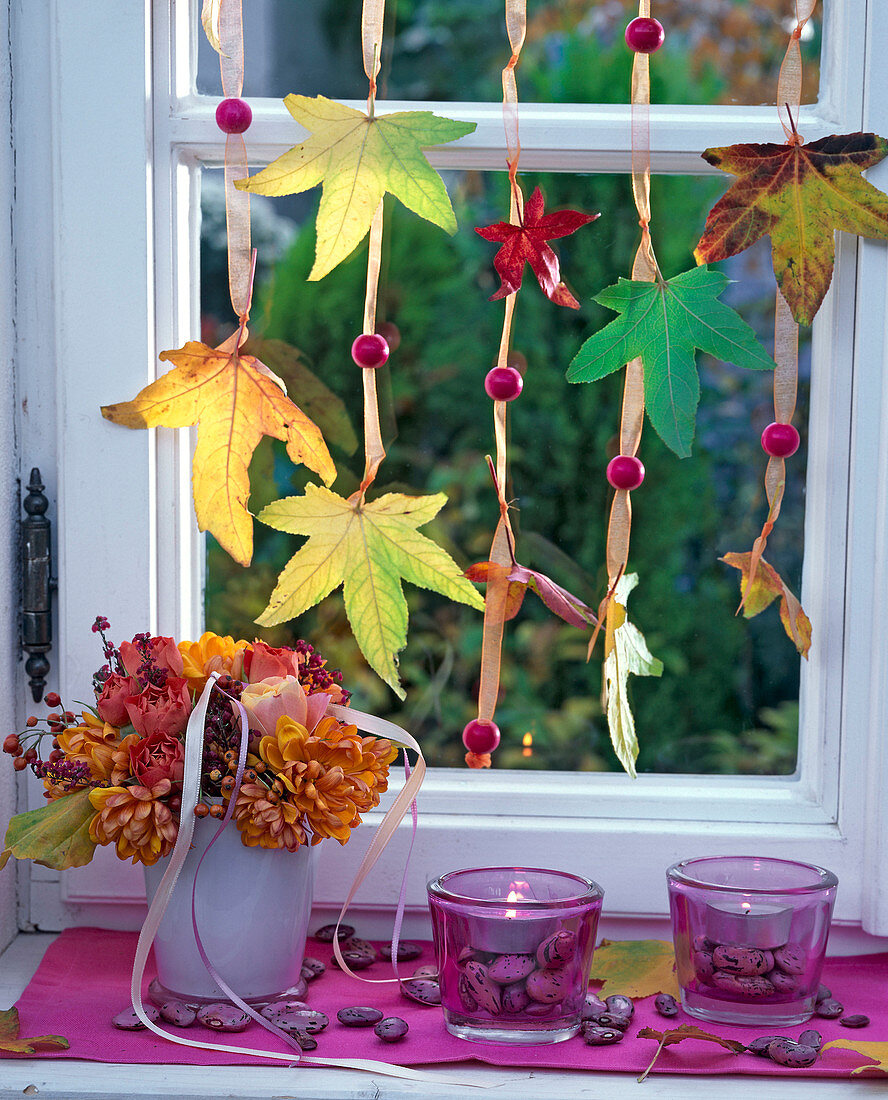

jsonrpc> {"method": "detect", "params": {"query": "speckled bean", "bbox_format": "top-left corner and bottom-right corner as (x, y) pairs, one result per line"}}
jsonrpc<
(535, 930), (577, 969)
(693, 950), (715, 982)
(197, 1003), (251, 1032)
(315, 923), (354, 942)
(767, 968), (798, 994)
(159, 1000), (196, 1027)
(300, 956), (325, 981)
(461, 961), (501, 1014)
(525, 967), (568, 1004)
(375, 1017), (409, 1043)
(112, 1005), (160, 1030)
(772, 943), (807, 975)
(605, 994), (634, 1020)
(501, 980), (530, 1014)
(487, 953), (536, 985)
(840, 1014), (870, 1028)
(655, 993), (679, 1018)
(400, 977), (443, 1007)
(582, 1024), (623, 1045)
(769, 1041), (818, 1068)
(815, 998), (844, 1019)
(336, 1006), (383, 1027)
(712, 945), (774, 977)
(799, 1029), (823, 1050)
(747, 1034), (789, 1056)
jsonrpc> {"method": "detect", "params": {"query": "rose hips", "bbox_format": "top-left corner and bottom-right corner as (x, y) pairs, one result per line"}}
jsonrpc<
(44, 692), (61, 708)
(3, 734), (21, 755)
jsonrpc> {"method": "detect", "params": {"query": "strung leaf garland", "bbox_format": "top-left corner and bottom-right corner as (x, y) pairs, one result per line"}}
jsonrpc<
(464, 0), (597, 768)
(238, 0), (484, 697)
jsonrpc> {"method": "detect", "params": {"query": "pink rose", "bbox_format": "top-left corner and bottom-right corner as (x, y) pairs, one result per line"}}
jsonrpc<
(129, 729), (185, 787)
(96, 673), (141, 727)
(124, 676), (192, 739)
(243, 641), (301, 683)
(120, 635), (185, 680)
(241, 676), (307, 737)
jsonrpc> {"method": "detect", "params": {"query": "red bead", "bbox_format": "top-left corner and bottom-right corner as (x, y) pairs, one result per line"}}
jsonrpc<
(625, 17), (665, 53)
(606, 455), (645, 491)
(484, 366), (524, 401)
(761, 422), (800, 458)
(462, 719), (501, 755)
(215, 98), (253, 134)
(376, 321), (401, 352)
(351, 333), (390, 369)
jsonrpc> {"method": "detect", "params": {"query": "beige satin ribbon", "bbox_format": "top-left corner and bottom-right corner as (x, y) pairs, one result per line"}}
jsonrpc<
(740, 0), (814, 607)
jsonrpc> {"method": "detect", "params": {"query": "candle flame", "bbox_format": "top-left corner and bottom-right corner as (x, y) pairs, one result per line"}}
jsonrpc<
(505, 885), (524, 919)
(522, 731), (533, 757)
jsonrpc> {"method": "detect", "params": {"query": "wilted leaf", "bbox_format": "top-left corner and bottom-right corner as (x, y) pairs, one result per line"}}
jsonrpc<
(243, 338), (359, 455)
(721, 551), (811, 657)
(236, 95), (476, 280)
(603, 574), (663, 778)
(823, 1039), (888, 1075)
(567, 267), (774, 457)
(589, 939), (680, 1000)
(0, 789), (97, 872)
(637, 1023), (746, 1081)
(465, 561), (527, 621)
(695, 133), (888, 325)
(475, 186), (597, 308)
(466, 560), (598, 629)
(102, 332), (336, 567)
(257, 484), (485, 698)
(0, 1006), (69, 1057)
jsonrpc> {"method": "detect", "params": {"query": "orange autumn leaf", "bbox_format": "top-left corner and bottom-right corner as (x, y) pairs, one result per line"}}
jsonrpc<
(588, 939), (680, 1000)
(0, 1006), (69, 1056)
(721, 551), (811, 658)
(823, 1039), (888, 1075)
(102, 331), (336, 567)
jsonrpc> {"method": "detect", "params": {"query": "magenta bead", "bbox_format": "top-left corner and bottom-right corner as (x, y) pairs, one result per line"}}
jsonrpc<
(351, 333), (390, 369)
(215, 98), (253, 134)
(761, 422), (800, 458)
(484, 366), (524, 402)
(462, 720), (501, 755)
(624, 17), (665, 53)
(606, 455), (645, 491)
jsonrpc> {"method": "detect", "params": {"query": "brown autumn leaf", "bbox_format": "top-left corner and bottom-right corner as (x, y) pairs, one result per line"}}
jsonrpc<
(721, 551), (811, 658)
(695, 133), (888, 325)
(637, 1023), (746, 1082)
(588, 939), (680, 1000)
(102, 330), (336, 567)
(0, 1006), (69, 1057)
(822, 1039), (888, 1075)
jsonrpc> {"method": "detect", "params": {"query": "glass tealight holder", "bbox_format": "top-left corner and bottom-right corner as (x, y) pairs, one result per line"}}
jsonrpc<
(427, 866), (603, 1044)
(666, 856), (838, 1027)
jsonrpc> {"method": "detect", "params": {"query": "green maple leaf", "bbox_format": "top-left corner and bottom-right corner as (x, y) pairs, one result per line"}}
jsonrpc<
(0, 1006), (69, 1056)
(0, 788), (97, 872)
(603, 573), (663, 778)
(566, 266), (775, 457)
(256, 484), (485, 698)
(235, 95), (476, 280)
(695, 133), (888, 325)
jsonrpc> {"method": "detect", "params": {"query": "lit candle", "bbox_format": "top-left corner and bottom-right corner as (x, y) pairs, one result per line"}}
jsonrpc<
(704, 898), (793, 949)
(469, 880), (554, 954)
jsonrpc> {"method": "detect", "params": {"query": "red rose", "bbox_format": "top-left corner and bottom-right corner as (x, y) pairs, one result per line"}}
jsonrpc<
(124, 677), (192, 739)
(119, 635), (185, 680)
(129, 729), (185, 787)
(96, 673), (141, 727)
(244, 641), (301, 683)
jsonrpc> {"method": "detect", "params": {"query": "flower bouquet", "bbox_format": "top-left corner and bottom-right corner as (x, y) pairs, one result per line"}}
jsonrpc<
(3, 619), (401, 1002)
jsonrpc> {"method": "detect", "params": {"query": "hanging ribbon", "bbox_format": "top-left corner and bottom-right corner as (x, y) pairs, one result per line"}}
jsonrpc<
(218, 0), (252, 320)
(740, 0), (815, 607)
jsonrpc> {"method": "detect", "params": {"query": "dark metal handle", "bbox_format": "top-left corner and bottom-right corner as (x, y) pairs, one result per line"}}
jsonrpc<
(21, 468), (55, 702)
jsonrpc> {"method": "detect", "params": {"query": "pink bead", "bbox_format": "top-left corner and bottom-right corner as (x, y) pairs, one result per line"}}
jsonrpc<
(215, 98), (253, 134)
(606, 455), (645, 491)
(624, 17), (665, 53)
(761, 422), (800, 458)
(351, 333), (390, 369)
(484, 366), (524, 402)
(462, 720), (501, 755)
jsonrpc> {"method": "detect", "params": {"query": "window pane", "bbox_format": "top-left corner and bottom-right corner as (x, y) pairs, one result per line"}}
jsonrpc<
(197, 0), (821, 107)
(201, 166), (806, 775)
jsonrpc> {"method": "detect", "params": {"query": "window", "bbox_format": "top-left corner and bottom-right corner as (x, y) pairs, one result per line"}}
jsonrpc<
(12, 0), (888, 943)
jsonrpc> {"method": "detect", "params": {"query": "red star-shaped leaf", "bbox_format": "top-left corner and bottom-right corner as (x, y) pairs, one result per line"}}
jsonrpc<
(475, 186), (597, 308)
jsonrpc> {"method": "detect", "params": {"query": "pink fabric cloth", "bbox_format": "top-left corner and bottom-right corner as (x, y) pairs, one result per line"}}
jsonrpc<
(7, 929), (887, 1077)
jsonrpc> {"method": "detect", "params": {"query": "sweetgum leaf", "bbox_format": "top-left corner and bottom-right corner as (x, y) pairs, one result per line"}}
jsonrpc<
(0, 789), (97, 872)
(0, 1007), (69, 1057)
(721, 551), (811, 657)
(567, 266), (775, 457)
(102, 332), (336, 567)
(236, 95), (476, 280)
(823, 1039), (888, 1075)
(695, 133), (888, 325)
(475, 186), (597, 308)
(257, 484), (484, 698)
(588, 938), (679, 1000)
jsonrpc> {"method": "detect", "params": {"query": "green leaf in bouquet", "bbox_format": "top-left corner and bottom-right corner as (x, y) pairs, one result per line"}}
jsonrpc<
(0, 788), (97, 871)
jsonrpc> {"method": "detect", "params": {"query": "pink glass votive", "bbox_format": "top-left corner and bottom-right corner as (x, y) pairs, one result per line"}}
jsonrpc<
(667, 855), (838, 1027)
(427, 866), (604, 1044)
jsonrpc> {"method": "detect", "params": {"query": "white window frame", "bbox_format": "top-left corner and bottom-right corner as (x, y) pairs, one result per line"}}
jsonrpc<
(10, 0), (888, 943)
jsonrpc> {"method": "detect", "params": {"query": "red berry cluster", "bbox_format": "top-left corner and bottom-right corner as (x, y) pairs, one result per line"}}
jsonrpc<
(3, 691), (74, 778)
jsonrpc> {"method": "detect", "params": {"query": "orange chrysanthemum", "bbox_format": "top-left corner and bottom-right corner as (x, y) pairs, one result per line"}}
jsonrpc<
(259, 716), (396, 846)
(109, 732), (144, 785)
(228, 782), (307, 851)
(178, 631), (251, 693)
(45, 712), (123, 797)
(88, 779), (178, 866)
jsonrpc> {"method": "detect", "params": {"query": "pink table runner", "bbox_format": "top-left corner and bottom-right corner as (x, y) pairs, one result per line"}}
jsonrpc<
(6, 928), (886, 1077)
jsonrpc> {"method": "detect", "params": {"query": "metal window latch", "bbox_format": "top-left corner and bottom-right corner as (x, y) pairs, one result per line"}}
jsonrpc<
(21, 468), (56, 702)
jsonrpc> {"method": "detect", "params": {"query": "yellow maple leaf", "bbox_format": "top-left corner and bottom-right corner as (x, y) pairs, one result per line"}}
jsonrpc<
(823, 1039), (888, 1075)
(257, 483), (485, 698)
(589, 939), (680, 1000)
(721, 551), (812, 657)
(236, 95), (476, 280)
(102, 331), (336, 567)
